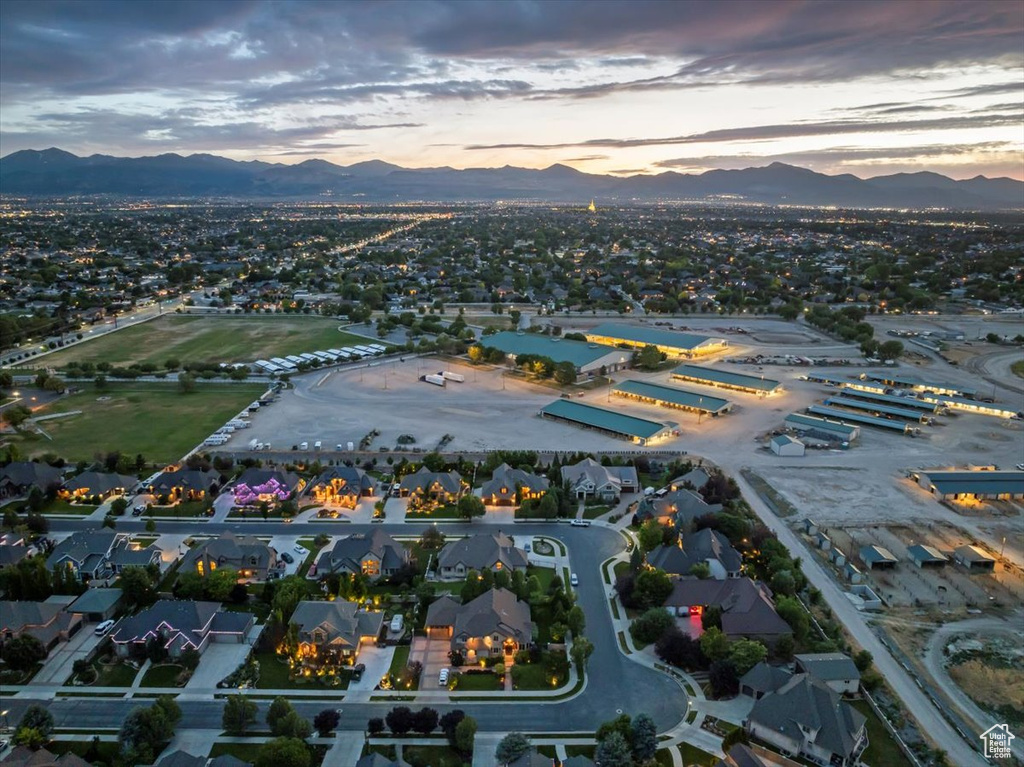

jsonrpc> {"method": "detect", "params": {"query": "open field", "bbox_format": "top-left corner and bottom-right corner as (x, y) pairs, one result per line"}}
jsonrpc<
(9, 383), (266, 463)
(39, 315), (373, 368)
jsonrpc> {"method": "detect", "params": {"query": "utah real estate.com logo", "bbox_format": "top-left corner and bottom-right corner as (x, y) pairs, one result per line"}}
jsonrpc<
(980, 724), (1015, 759)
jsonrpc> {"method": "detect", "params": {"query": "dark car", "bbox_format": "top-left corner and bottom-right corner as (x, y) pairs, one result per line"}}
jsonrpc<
(281, 552), (294, 564)
(351, 663), (366, 680)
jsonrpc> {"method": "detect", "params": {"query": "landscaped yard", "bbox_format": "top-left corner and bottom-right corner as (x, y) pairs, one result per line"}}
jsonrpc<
(139, 663), (186, 688)
(252, 651), (350, 690)
(677, 743), (717, 766)
(66, 659), (140, 687)
(405, 504), (462, 520)
(0, 498), (97, 516)
(208, 743), (266, 764)
(403, 745), (468, 767)
(11, 384), (267, 463)
(41, 314), (374, 368)
(454, 671), (501, 691)
(851, 700), (915, 767)
(526, 565), (556, 593)
(147, 501), (210, 518)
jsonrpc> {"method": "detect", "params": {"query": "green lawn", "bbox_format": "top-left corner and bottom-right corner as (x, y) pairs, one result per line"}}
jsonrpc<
(148, 501), (210, 518)
(208, 743), (265, 763)
(510, 662), (553, 691)
(677, 743), (717, 766)
(12, 384), (266, 463)
(1013, 359), (1024, 380)
(583, 504), (613, 519)
(851, 700), (915, 767)
(66, 660), (140, 687)
(42, 314), (374, 368)
(403, 745), (469, 767)
(252, 651), (350, 690)
(405, 505), (462, 520)
(526, 565), (556, 593)
(139, 663), (185, 688)
(389, 645), (411, 676)
(455, 672), (501, 691)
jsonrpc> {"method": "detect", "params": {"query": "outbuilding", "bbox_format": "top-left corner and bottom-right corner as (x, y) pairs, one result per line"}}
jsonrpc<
(770, 434), (805, 457)
(953, 544), (996, 573)
(907, 544), (948, 569)
(860, 545), (898, 570)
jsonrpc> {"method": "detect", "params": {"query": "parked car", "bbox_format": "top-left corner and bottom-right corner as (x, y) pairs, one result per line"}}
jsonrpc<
(281, 552), (294, 564)
(570, 573), (579, 587)
(294, 543), (305, 553)
(438, 668), (449, 686)
(352, 663), (365, 681)
(390, 614), (404, 633)
(570, 518), (591, 527)
(95, 619), (115, 635)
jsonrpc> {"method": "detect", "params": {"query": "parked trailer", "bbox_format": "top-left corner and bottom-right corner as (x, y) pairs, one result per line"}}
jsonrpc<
(824, 396), (928, 422)
(299, 352), (319, 363)
(807, 404), (911, 434)
(369, 344), (388, 353)
(441, 371), (465, 383)
(248, 438), (259, 450)
(314, 351), (335, 362)
(422, 374), (447, 387)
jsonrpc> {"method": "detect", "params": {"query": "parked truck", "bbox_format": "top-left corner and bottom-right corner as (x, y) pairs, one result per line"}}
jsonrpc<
(248, 438), (259, 450)
(441, 371), (465, 383)
(422, 374), (446, 387)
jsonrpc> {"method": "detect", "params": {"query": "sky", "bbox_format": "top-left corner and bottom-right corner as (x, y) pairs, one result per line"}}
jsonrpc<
(1, 0), (1022, 179)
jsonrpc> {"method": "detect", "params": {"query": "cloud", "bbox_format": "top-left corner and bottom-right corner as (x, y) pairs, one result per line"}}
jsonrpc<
(464, 113), (1024, 151)
(563, 155), (610, 162)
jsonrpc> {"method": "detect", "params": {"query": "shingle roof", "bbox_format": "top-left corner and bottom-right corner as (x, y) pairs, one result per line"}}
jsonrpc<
(150, 468), (222, 495)
(290, 600), (384, 648)
(61, 471), (137, 496)
(664, 578), (791, 638)
(795, 653), (860, 683)
(46, 530), (119, 570)
(399, 467), (464, 495)
(306, 466), (375, 496)
(906, 544), (947, 564)
(66, 588), (123, 614)
(426, 587), (533, 643)
(154, 751), (206, 767)
(748, 673), (866, 759)
(0, 461), (63, 490)
(637, 488), (721, 526)
(560, 458), (638, 493)
(436, 532), (528, 572)
(480, 464), (550, 500)
(327, 530), (408, 573)
(229, 466), (303, 495)
(180, 531), (275, 575)
(859, 545), (898, 565)
(109, 599), (249, 650)
(739, 661), (792, 697)
(647, 529), (741, 576)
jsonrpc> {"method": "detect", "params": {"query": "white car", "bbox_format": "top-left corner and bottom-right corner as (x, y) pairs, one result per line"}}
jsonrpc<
(94, 619), (115, 635)
(570, 518), (590, 527)
(294, 543), (305, 553)
(438, 668), (449, 686)
(570, 573), (579, 587)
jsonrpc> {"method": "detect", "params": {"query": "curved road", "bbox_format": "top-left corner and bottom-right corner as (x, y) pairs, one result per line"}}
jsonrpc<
(4, 518), (688, 735)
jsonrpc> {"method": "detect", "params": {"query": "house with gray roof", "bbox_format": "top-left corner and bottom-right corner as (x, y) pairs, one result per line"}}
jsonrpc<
(560, 458), (638, 500)
(398, 467), (467, 503)
(46, 530), (158, 582)
(745, 673), (867, 766)
(436, 532), (529, 581)
(669, 467), (712, 493)
(306, 466), (376, 508)
(59, 471), (138, 501)
(226, 466), (304, 499)
(424, 587), (534, 659)
(156, 751), (252, 767)
(321, 530), (409, 581)
(65, 588), (123, 622)
(0, 600), (83, 651)
(1, 745), (94, 767)
(109, 599), (253, 658)
(664, 577), (791, 644)
(507, 750), (557, 767)
(290, 600), (385, 666)
(0, 461), (63, 499)
(0, 536), (30, 570)
(739, 661), (793, 700)
(636, 487), (722, 530)
(647, 529), (742, 579)
(713, 743), (775, 767)
(180, 531), (278, 582)
(795, 652), (861, 694)
(859, 545), (897, 570)
(480, 463), (549, 507)
(147, 468), (222, 501)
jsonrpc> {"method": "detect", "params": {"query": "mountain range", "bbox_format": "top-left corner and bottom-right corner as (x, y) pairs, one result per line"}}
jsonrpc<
(1, 148), (1021, 209)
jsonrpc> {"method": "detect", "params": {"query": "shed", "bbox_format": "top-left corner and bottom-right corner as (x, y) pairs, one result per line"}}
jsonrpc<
(802, 518), (819, 536)
(815, 531), (832, 551)
(860, 545), (898, 570)
(829, 548), (847, 567)
(770, 434), (806, 457)
(907, 544), (948, 569)
(953, 545), (996, 573)
(844, 563), (863, 583)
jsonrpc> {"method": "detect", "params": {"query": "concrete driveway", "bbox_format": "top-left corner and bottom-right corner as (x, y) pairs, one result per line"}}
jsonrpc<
(268, 535), (308, 577)
(186, 625), (263, 689)
(409, 637), (449, 688)
(347, 644), (395, 691)
(35, 626), (104, 685)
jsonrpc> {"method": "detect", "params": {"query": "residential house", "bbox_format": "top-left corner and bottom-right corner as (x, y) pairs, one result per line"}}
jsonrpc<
(508, 751), (558, 767)
(109, 599), (253, 658)
(636, 486), (722, 529)
(226, 467), (304, 503)
(646, 529), (742, 579)
(745, 673), (868, 767)
(46, 530), (159, 582)
(0, 600), (83, 651)
(398, 467), (467, 503)
(0, 533), (30, 570)
(0, 745), (94, 767)
(435, 532), (529, 581)
(669, 467), (712, 493)
(713, 744), (779, 767)
(663, 577), (792, 643)
(65, 588), (123, 622)
(0, 461), (63, 499)
(794, 653), (861, 694)
(320, 530), (409, 581)
(290, 600), (385, 666)
(560, 458), (638, 500)
(739, 661), (794, 700)
(156, 750), (251, 767)
(180, 531), (278, 581)
(424, 587), (534, 660)
(305, 466), (376, 507)
(480, 463), (549, 506)
(355, 755), (410, 767)
(59, 471), (138, 501)
(148, 468), (222, 501)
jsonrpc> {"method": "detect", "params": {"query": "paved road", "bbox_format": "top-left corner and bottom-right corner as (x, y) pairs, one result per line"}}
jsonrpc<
(730, 472), (989, 767)
(6, 519), (688, 735)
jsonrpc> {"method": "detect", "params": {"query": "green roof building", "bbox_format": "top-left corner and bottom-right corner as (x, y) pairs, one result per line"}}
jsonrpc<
(672, 364), (782, 395)
(586, 323), (727, 357)
(612, 379), (732, 415)
(539, 399), (677, 445)
(481, 331), (631, 376)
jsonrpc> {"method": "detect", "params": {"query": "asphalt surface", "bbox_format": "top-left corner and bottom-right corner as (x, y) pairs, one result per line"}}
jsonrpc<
(6, 518), (688, 734)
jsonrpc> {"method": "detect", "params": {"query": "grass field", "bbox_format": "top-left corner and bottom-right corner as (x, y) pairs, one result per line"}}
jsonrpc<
(41, 315), (374, 368)
(1013, 360), (1024, 380)
(13, 384), (266, 463)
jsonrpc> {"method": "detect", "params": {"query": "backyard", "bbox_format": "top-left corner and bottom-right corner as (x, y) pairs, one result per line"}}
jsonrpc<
(40, 315), (374, 368)
(12, 383), (266, 462)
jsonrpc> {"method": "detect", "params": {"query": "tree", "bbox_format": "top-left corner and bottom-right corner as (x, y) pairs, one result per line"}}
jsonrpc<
(385, 706), (414, 735)
(456, 494), (485, 520)
(638, 519), (664, 552)
(3, 507), (18, 531)
(595, 731), (632, 767)
(775, 596), (809, 641)
(722, 727), (750, 750)
(570, 637), (594, 668)
(222, 694), (258, 735)
(689, 562), (711, 579)
(439, 710), (466, 745)
(420, 526), (446, 550)
(566, 604), (586, 636)
(854, 649), (873, 673)
(631, 714), (658, 763)
(636, 344), (663, 370)
(276, 711), (312, 740)
(17, 705), (54, 739)
(2, 634), (46, 671)
(553, 361), (576, 385)
(145, 517), (157, 533)
(655, 626), (705, 670)
(313, 709), (340, 737)
(632, 568), (673, 610)
(699, 626), (730, 663)
(367, 718), (385, 736)
(878, 340), (903, 360)
(119, 566), (157, 609)
(412, 707), (439, 735)
(154, 695), (181, 727)
(728, 639), (768, 676)
(119, 703), (174, 763)
(267, 696), (294, 735)
(255, 737), (310, 767)
(3, 404), (32, 428)
(454, 716), (477, 754)
(496, 732), (531, 764)
(709, 659), (740, 698)
(110, 497), (129, 516)
(12, 727), (48, 750)
(630, 607), (674, 645)
(177, 371), (197, 393)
